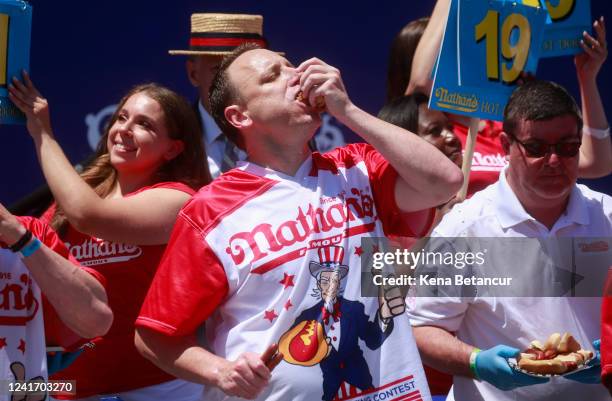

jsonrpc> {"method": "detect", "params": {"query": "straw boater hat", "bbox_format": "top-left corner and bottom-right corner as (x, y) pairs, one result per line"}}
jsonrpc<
(169, 13), (282, 56)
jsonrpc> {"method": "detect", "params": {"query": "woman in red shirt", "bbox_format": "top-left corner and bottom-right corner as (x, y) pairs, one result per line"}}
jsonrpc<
(9, 73), (211, 401)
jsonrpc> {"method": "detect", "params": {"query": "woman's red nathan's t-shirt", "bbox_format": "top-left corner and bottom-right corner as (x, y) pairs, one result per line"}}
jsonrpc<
(44, 181), (195, 399)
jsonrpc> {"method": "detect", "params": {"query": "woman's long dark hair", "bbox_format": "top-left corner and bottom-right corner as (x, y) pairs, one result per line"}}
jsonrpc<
(386, 17), (429, 102)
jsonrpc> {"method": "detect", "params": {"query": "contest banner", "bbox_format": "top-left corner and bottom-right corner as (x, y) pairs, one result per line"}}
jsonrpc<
(0, 0), (31, 125)
(429, 0), (546, 121)
(521, 0), (592, 57)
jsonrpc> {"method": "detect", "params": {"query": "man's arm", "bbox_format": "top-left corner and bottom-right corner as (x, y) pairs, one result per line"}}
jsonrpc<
(413, 325), (549, 390)
(131, 207), (282, 398)
(23, 241), (113, 339)
(297, 59), (463, 212)
(0, 204), (112, 339)
(135, 327), (281, 399)
(339, 105), (463, 211)
(413, 325), (474, 377)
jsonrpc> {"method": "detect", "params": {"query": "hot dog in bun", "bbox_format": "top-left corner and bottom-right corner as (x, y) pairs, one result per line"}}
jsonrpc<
(517, 332), (593, 375)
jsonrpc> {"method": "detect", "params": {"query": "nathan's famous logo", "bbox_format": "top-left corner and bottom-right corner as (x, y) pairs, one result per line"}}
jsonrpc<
(434, 87), (478, 113)
(471, 151), (507, 171)
(66, 238), (142, 266)
(0, 98), (24, 120)
(0, 273), (39, 325)
(226, 188), (375, 267)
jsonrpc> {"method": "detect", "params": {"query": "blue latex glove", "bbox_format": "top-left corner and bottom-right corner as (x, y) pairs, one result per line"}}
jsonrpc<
(475, 345), (549, 390)
(47, 349), (83, 375)
(565, 339), (601, 384)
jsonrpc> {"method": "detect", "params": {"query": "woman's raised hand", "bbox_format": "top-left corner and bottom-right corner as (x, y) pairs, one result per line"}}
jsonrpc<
(8, 70), (53, 138)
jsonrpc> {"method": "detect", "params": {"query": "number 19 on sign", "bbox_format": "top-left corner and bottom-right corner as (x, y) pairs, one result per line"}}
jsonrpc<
(475, 10), (531, 83)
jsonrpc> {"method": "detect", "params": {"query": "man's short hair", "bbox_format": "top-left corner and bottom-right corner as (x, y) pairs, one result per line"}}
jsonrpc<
(503, 80), (583, 139)
(209, 43), (263, 149)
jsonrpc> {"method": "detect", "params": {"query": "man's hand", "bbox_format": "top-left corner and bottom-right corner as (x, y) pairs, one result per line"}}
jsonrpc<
(576, 17), (607, 84)
(475, 345), (549, 390)
(0, 202), (27, 245)
(216, 343), (281, 399)
(296, 58), (352, 118)
(261, 342), (283, 371)
(8, 70), (53, 139)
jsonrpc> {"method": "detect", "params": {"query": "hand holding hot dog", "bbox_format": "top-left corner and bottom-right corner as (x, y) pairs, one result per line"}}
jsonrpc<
(296, 58), (352, 118)
(216, 343), (282, 399)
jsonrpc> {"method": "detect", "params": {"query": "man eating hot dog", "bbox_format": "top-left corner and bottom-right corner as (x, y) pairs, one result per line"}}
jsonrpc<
(133, 43), (463, 401)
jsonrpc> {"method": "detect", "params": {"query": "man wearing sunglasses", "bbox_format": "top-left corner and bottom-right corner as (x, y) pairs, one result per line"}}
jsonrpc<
(407, 80), (611, 401)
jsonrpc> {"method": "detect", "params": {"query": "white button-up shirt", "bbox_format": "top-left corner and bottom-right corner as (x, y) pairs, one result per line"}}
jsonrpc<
(408, 169), (612, 401)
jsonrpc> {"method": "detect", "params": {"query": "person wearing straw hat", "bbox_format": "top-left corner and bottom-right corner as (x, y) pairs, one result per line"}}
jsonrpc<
(170, 13), (274, 178)
(134, 43), (462, 401)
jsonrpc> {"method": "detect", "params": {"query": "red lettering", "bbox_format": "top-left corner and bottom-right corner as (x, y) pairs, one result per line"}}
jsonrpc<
(226, 187), (377, 267)
(227, 223), (282, 264)
(0, 280), (39, 325)
(345, 195), (362, 221)
(0, 283), (25, 310)
(326, 203), (347, 228)
(276, 220), (307, 246)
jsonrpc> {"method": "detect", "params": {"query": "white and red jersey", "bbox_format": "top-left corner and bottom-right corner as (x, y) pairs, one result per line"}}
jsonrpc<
(0, 217), (103, 401)
(137, 143), (434, 401)
(453, 120), (507, 197)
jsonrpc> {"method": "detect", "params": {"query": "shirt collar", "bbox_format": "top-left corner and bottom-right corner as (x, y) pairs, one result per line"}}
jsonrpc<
(562, 184), (590, 226)
(238, 154), (314, 182)
(494, 167), (589, 229)
(199, 101), (223, 145)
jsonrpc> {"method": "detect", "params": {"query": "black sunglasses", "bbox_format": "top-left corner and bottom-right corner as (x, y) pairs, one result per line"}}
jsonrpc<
(509, 134), (581, 158)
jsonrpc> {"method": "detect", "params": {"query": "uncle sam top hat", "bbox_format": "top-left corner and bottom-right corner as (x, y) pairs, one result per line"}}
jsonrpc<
(169, 13), (283, 56)
(309, 246), (349, 279)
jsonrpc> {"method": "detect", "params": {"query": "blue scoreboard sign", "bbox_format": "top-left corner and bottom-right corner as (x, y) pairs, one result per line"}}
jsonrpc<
(0, 0), (31, 125)
(522, 0), (592, 57)
(430, 0), (546, 121)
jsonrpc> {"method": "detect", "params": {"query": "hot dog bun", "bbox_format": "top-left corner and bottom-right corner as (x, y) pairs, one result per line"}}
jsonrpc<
(544, 332), (561, 351)
(518, 357), (568, 374)
(529, 340), (545, 351)
(558, 332), (581, 353)
(516, 332), (593, 375)
(295, 91), (326, 110)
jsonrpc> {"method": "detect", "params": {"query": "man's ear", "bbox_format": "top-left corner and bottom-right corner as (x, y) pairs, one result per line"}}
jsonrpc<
(186, 59), (199, 87)
(500, 132), (512, 155)
(225, 105), (252, 130)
